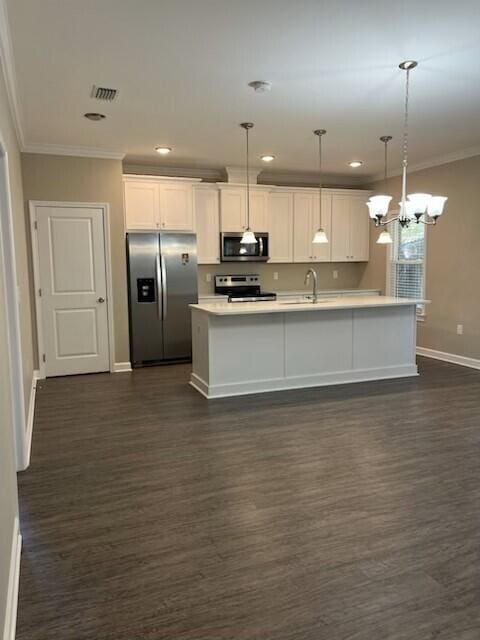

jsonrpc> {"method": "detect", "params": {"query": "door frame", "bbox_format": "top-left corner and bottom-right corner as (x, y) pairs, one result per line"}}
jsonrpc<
(0, 134), (27, 470)
(29, 201), (115, 378)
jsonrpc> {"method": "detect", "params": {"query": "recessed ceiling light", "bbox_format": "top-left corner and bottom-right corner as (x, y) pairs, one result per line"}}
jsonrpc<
(348, 160), (363, 168)
(248, 80), (272, 93)
(155, 146), (172, 155)
(261, 154), (275, 162)
(84, 112), (106, 121)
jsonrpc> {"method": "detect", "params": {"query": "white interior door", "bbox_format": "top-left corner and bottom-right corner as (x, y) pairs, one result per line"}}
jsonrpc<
(35, 205), (110, 376)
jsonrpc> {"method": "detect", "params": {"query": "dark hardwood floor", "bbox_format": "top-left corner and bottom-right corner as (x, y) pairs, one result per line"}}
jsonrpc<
(16, 357), (480, 640)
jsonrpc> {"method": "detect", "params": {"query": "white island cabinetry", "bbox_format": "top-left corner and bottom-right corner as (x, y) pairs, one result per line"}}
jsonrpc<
(190, 296), (422, 399)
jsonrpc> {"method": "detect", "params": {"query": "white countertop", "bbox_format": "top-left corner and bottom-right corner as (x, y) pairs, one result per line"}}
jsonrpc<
(198, 288), (380, 300)
(191, 295), (426, 316)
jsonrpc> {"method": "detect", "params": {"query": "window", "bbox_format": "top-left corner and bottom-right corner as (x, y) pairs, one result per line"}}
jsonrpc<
(387, 220), (426, 315)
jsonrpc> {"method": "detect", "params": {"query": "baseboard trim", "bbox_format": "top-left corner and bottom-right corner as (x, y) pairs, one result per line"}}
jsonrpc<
(21, 369), (39, 471)
(113, 361), (132, 373)
(417, 347), (480, 371)
(3, 517), (21, 640)
(191, 365), (418, 399)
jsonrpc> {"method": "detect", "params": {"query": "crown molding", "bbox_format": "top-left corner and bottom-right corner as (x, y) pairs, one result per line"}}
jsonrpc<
(259, 169), (364, 188)
(0, 0), (26, 148)
(123, 163), (224, 181)
(367, 145), (480, 183)
(22, 143), (126, 160)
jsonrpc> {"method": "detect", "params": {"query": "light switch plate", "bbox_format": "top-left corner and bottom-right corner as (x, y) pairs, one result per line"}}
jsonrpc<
(206, 273), (212, 283)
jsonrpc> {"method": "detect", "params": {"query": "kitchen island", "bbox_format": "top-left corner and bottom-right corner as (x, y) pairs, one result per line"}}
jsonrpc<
(189, 296), (423, 399)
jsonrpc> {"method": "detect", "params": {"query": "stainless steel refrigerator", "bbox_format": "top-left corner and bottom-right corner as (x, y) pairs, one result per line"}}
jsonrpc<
(127, 233), (198, 366)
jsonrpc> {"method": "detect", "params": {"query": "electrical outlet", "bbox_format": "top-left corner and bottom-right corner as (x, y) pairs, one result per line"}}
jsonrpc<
(332, 270), (338, 279)
(206, 273), (212, 283)
(457, 324), (464, 335)
(273, 272), (279, 281)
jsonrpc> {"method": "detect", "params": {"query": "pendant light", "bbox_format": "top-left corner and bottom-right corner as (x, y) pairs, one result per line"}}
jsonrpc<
(373, 136), (393, 244)
(239, 122), (257, 244)
(366, 61), (447, 230)
(312, 129), (328, 244)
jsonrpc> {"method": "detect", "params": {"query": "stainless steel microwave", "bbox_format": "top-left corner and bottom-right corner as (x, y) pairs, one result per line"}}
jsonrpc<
(220, 232), (269, 262)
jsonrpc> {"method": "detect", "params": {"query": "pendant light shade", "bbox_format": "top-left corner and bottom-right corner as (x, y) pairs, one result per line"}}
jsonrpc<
(367, 195), (392, 219)
(427, 196), (448, 219)
(239, 122), (256, 244)
(312, 129), (328, 244)
(377, 230), (393, 244)
(407, 193), (432, 215)
(313, 229), (329, 244)
(240, 229), (257, 244)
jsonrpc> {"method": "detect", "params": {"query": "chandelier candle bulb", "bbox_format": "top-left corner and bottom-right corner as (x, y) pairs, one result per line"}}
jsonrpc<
(427, 196), (448, 219)
(407, 193), (433, 214)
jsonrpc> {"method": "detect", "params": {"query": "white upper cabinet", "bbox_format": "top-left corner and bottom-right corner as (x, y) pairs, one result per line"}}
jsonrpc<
(249, 191), (269, 232)
(124, 176), (198, 231)
(267, 191), (294, 263)
(219, 187), (269, 232)
(123, 180), (159, 230)
(159, 182), (194, 231)
(293, 192), (332, 262)
(349, 195), (370, 261)
(194, 186), (220, 264)
(331, 194), (370, 261)
(220, 188), (246, 231)
(124, 176), (370, 264)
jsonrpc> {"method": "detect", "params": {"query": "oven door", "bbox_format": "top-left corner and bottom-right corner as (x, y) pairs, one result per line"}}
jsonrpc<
(220, 232), (269, 262)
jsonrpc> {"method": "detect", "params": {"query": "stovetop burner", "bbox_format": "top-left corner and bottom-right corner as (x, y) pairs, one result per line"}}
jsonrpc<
(214, 274), (277, 303)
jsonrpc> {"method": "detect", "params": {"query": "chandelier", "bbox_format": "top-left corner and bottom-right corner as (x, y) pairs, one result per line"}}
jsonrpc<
(367, 61), (447, 243)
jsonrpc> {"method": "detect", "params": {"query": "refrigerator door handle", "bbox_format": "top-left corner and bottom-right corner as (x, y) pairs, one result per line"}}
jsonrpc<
(161, 254), (168, 320)
(155, 254), (162, 320)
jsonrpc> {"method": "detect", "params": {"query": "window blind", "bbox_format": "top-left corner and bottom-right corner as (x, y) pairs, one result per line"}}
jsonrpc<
(387, 221), (426, 314)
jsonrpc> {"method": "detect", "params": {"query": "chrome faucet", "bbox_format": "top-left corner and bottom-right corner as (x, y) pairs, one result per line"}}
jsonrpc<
(304, 268), (318, 303)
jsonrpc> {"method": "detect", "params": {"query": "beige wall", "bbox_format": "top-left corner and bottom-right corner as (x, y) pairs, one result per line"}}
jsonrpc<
(199, 261), (369, 294)
(360, 155), (480, 359)
(0, 63), (21, 634)
(21, 154), (130, 363)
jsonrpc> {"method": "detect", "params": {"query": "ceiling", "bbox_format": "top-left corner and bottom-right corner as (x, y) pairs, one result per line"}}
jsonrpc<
(5, 0), (480, 181)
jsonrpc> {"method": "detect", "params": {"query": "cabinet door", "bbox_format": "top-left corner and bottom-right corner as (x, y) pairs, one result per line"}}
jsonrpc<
(293, 192), (315, 262)
(349, 196), (370, 261)
(311, 194), (332, 262)
(249, 191), (268, 232)
(124, 180), (159, 230)
(194, 187), (220, 264)
(220, 188), (246, 231)
(267, 192), (293, 262)
(159, 183), (194, 231)
(331, 195), (351, 261)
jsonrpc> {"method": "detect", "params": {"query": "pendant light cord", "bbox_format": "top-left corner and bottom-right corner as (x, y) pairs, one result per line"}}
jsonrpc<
(246, 126), (250, 230)
(384, 138), (388, 192)
(400, 68), (411, 214)
(318, 134), (323, 229)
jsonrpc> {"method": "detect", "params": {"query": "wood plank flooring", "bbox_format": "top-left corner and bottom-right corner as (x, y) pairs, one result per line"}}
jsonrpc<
(16, 357), (480, 639)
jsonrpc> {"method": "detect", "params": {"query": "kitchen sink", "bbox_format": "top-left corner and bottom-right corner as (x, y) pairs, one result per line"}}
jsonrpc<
(280, 298), (336, 305)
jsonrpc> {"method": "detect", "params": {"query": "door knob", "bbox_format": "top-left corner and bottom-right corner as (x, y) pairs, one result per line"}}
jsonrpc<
(97, 297), (105, 303)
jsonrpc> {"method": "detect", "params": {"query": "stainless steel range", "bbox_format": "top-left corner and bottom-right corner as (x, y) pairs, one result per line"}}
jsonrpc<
(214, 274), (276, 303)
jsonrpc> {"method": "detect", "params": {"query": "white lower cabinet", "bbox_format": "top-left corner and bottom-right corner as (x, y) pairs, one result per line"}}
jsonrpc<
(194, 186), (220, 264)
(293, 192), (332, 262)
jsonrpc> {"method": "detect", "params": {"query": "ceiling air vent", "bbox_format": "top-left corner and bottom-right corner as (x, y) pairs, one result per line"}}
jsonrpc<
(91, 85), (118, 102)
